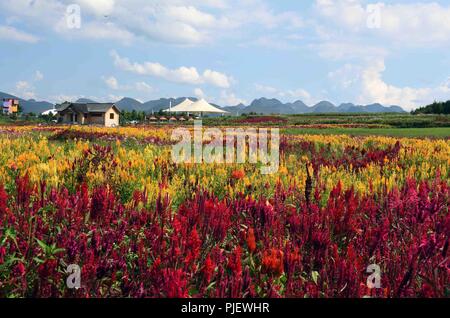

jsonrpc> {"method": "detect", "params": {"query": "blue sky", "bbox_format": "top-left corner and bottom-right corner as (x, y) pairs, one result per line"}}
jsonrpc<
(0, 0), (449, 110)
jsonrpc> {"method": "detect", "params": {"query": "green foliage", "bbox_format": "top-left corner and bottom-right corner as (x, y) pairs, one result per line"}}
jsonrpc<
(120, 110), (147, 124)
(412, 100), (450, 115)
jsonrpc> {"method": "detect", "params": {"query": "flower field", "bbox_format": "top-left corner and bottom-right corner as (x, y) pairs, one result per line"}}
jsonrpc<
(0, 125), (449, 298)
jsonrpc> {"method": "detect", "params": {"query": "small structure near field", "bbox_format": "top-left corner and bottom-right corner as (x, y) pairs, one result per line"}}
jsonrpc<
(56, 102), (120, 127)
(163, 98), (229, 116)
(2, 98), (19, 115)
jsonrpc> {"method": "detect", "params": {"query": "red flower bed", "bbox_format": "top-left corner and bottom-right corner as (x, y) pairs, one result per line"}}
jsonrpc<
(0, 174), (448, 298)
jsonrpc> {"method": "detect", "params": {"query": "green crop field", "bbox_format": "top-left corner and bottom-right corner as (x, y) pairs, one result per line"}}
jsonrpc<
(283, 127), (450, 138)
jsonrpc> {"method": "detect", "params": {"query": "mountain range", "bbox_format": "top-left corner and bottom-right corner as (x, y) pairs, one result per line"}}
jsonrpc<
(0, 91), (53, 114)
(0, 91), (406, 115)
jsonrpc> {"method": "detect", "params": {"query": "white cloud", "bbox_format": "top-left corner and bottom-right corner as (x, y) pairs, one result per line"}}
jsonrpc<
(0, 25), (39, 43)
(102, 75), (155, 94)
(0, 0), (304, 45)
(194, 88), (206, 99)
(328, 64), (361, 89)
(163, 6), (216, 28)
(34, 71), (44, 81)
(103, 76), (119, 90)
(218, 90), (246, 106)
(13, 70), (47, 100)
(329, 59), (450, 110)
(314, 0), (450, 46)
(111, 50), (232, 88)
(54, 19), (135, 44)
(202, 69), (231, 88)
(76, 0), (115, 16)
(285, 88), (312, 101)
(48, 94), (123, 104)
(255, 83), (315, 104)
(358, 59), (450, 110)
(49, 94), (83, 104)
(14, 81), (36, 100)
(135, 81), (154, 93)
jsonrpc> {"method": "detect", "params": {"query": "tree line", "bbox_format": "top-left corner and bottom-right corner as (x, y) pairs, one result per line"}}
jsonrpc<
(412, 100), (450, 115)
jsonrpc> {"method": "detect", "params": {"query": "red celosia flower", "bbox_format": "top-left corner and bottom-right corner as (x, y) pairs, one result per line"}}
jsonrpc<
(202, 255), (215, 283)
(231, 169), (245, 180)
(0, 184), (7, 216)
(228, 246), (242, 276)
(0, 246), (6, 264)
(162, 268), (188, 298)
(247, 228), (256, 253)
(262, 248), (284, 276)
(38, 259), (58, 279)
(13, 262), (26, 277)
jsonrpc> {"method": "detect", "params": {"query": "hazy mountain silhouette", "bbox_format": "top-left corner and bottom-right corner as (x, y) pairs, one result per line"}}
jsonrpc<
(0, 91), (406, 114)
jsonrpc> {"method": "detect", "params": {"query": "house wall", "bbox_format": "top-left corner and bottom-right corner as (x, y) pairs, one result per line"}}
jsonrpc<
(104, 108), (120, 127)
(61, 112), (83, 124)
(86, 113), (104, 125)
(58, 107), (120, 127)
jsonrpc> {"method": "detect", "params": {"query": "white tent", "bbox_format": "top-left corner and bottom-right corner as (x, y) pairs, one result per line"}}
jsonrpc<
(41, 108), (58, 116)
(163, 98), (194, 112)
(164, 98), (229, 115)
(188, 99), (229, 114)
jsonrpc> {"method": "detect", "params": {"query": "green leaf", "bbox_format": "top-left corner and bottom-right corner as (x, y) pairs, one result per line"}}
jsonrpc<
(36, 238), (49, 251)
(206, 281), (216, 291)
(311, 271), (319, 285)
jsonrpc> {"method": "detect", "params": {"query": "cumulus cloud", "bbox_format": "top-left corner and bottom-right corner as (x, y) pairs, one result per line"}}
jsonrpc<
(219, 90), (246, 106)
(102, 75), (155, 94)
(0, 0), (304, 45)
(358, 59), (450, 110)
(329, 59), (450, 110)
(314, 0), (450, 46)
(111, 50), (232, 88)
(194, 88), (206, 99)
(76, 0), (115, 16)
(14, 81), (36, 100)
(203, 70), (231, 88)
(103, 76), (119, 90)
(135, 81), (154, 93)
(0, 25), (39, 43)
(13, 70), (47, 100)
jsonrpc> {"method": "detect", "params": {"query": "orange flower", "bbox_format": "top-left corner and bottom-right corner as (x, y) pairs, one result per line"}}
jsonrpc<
(231, 169), (245, 180)
(247, 228), (256, 253)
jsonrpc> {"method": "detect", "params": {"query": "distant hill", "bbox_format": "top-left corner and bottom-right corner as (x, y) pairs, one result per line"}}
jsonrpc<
(0, 90), (406, 115)
(0, 91), (53, 114)
(309, 101), (338, 113)
(412, 100), (450, 115)
(222, 103), (246, 116)
(244, 98), (296, 114)
(233, 99), (405, 115)
(116, 97), (145, 111)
